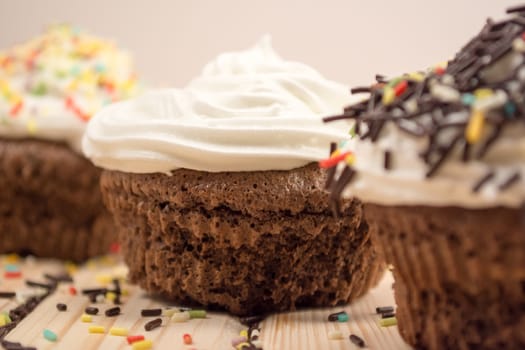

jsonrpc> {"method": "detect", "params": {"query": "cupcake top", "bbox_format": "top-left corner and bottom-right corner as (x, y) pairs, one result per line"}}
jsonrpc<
(0, 24), (138, 151)
(83, 36), (352, 174)
(324, 6), (525, 209)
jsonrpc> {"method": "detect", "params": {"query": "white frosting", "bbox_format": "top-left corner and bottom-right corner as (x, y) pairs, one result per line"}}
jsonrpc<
(342, 112), (525, 208)
(0, 25), (137, 151)
(83, 36), (353, 173)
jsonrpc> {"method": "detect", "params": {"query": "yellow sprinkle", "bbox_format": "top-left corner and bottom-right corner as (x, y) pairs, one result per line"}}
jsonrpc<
(382, 86), (395, 105)
(95, 274), (112, 285)
(132, 339), (153, 350)
(88, 325), (106, 334)
(26, 119), (37, 134)
(4, 254), (20, 263)
(474, 88), (493, 100)
(105, 291), (116, 302)
(0, 316), (5, 327)
(121, 288), (130, 296)
(239, 329), (248, 338)
(344, 154), (355, 166)
(65, 262), (78, 275)
(407, 72), (425, 82)
(81, 314), (92, 323)
(236, 343), (251, 350)
(379, 317), (398, 327)
(109, 327), (128, 336)
(330, 149), (341, 158)
(465, 109), (485, 144)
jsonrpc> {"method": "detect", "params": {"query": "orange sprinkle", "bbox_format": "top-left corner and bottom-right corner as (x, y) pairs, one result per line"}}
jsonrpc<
(9, 101), (23, 117)
(69, 286), (77, 295)
(435, 66), (446, 75)
(319, 151), (353, 168)
(183, 334), (192, 345)
(393, 80), (408, 97)
(4, 271), (22, 279)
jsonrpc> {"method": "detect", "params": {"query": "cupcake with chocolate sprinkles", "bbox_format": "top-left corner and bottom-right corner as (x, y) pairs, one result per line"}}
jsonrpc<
(0, 25), (139, 261)
(323, 5), (525, 349)
(83, 36), (385, 315)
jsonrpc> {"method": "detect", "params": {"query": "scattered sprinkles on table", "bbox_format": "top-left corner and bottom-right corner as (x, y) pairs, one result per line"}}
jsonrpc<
(0, 24), (138, 136)
(322, 6), (525, 207)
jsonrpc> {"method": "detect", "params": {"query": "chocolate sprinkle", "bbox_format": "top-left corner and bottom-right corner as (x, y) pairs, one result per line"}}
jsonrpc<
(105, 306), (120, 317)
(323, 5), (524, 202)
(0, 292), (15, 299)
(349, 334), (366, 347)
(381, 311), (396, 319)
(85, 306), (99, 315)
(384, 150), (392, 170)
(499, 171), (521, 191)
(144, 318), (162, 331)
(324, 142), (337, 190)
(472, 170), (495, 192)
(56, 303), (67, 312)
(141, 308), (162, 317)
(376, 306), (394, 314)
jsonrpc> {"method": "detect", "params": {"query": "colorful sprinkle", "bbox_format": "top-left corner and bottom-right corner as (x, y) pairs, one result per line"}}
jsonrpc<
(171, 311), (191, 323)
(127, 335), (145, 344)
(81, 314), (92, 323)
(188, 309), (207, 319)
(43, 328), (58, 342)
(349, 334), (366, 347)
(105, 306), (120, 317)
(56, 303), (67, 311)
(379, 317), (398, 327)
(109, 327), (129, 336)
(131, 339), (153, 350)
(88, 325), (106, 334)
(144, 318), (162, 331)
(183, 333), (193, 345)
(141, 308), (162, 317)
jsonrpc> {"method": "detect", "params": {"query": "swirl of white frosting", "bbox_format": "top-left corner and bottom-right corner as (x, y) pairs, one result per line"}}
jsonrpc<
(83, 36), (352, 173)
(0, 25), (137, 152)
(342, 112), (525, 208)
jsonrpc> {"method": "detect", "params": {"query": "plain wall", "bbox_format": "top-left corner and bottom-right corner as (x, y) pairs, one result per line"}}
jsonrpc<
(0, 1), (521, 87)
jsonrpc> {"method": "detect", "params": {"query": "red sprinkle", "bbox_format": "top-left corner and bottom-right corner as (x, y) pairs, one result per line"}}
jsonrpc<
(521, 32), (525, 41)
(68, 286), (77, 295)
(109, 243), (121, 254)
(127, 335), (145, 345)
(319, 151), (352, 168)
(393, 80), (408, 97)
(435, 66), (446, 75)
(4, 271), (22, 279)
(9, 101), (23, 117)
(183, 333), (192, 345)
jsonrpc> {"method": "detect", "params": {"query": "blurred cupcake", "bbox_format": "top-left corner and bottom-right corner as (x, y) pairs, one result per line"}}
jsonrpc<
(324, 5), (525, 349)
(83, 36), (385, 315)
(0, 24), (139, 261)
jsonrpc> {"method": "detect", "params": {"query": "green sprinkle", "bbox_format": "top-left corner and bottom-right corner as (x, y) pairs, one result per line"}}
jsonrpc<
(188, 310), (207, 319)
(55, 70), (67, 79)
(43, 328), (58, 341)
(31, 82), (47, 96)
(461, 93), (476, 106)
(504, 101), (516, 117)
(387, 77), (402, 87)
(348, 124), (357, 138)
(379, 317), (397, 327)
(337, 313), (349, 322)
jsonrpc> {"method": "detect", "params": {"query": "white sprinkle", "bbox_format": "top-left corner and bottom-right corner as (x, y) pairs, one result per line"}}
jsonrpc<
(171, 311), (190, 323)
(328, 330), (344, 340)
(95, 294), (105, 303)
(430, 84), (461, 103)
(251, 339), (263, 348)
(473, 90), (508, 111)
(513, 38), (525, 53)
(441, 74), (455, 86)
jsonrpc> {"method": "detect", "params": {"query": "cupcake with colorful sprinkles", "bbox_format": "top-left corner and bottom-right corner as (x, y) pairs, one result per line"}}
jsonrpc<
(323, 5), (525, 349)
(0, 24), (139, 261)
(83, 36), (385, 315)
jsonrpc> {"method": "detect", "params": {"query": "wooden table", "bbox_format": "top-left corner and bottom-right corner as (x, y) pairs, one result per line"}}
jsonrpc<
(1, 255), (412, 350)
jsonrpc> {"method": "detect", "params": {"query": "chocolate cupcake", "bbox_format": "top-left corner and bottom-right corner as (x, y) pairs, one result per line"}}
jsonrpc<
(0, 25), (139, 261)
(83, 36), (385, 315)
(324, 6), (525, 349)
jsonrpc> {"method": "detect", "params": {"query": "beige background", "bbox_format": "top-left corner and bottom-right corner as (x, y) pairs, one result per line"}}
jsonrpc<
(0, 1), (521, 87)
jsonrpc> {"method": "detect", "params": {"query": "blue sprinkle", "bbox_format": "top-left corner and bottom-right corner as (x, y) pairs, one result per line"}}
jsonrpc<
(94, 63), (106, 74)
(4, 264), (19, 272)
(504, 101), (516, 117)
(461, 93), (476, 106)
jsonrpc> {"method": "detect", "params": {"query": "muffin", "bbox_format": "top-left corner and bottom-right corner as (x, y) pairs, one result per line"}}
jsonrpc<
(0, 25), (139, 261)
(83, 36), (385, 315)
(324, 6), (525, 349)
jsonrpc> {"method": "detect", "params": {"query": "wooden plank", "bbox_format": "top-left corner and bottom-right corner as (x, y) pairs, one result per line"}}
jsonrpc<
(1, 256), (412, 349)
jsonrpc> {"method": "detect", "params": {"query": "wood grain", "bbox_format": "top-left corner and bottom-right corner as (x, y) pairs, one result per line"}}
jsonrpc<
(1, 256), (412, 349)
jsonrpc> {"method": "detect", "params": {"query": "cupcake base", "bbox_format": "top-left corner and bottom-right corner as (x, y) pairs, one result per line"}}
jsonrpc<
(365, 204), (525, 350)
(101, 163), (385, 315)
(0, 138), (115, 262)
